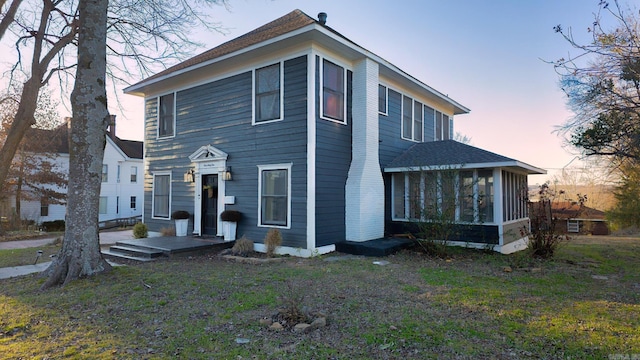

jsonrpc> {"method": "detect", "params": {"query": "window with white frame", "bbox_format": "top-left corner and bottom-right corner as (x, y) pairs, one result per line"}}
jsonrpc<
(393, 169), (495, 224)
(254, 63), (282, 123)
(258, 164), (291, 227)
(130, 166), (137, 183)
(378, 84), (388, 115)
(117, 165), (121, 183)
(322, 59), (345, 122)
(152, 173), (171, 219)
(435, 111), (452, 141)
(402, 95), (424, 142)
(40, 197), (49, 217)
(158, 93), (175, 138)
(130, 196), (136, 209)
(99, 197), (108, 214)
(102, 164), (108, 182)
(502, 170), (528, 222)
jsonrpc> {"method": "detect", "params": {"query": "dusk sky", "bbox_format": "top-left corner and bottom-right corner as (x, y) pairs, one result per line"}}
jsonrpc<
(22, 0), (627, 183)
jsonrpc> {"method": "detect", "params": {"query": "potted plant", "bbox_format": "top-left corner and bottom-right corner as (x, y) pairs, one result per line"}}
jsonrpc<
(171, 210), (190, 237)
(220, 210), (242, 241)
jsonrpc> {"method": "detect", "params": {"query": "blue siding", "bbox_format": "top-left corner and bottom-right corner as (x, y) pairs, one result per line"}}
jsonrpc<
(315, 56), (352, 247)
(378, 89), (416, 167)
(144, 55), (308, 248)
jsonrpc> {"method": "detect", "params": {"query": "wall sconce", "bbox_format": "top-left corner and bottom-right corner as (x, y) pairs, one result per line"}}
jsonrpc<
(184, 168), (195, 183)
(223, 166), (232, 181)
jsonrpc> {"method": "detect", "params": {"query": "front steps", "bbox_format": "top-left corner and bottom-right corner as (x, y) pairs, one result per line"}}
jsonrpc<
(102, 237), (232, 262)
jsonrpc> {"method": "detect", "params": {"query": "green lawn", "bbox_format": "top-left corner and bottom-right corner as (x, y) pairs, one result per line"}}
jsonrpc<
(1, 236), (639, 359)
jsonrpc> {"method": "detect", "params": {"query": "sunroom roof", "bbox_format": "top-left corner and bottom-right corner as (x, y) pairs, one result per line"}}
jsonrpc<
(384, 140), (546, 175)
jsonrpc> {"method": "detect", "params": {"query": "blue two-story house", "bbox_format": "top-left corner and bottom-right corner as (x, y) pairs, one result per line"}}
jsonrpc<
(124, 9), (545, 256)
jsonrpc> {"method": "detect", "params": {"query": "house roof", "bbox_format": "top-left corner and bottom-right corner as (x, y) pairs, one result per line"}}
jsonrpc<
(551, 202), (606, 220)
(110, 136), (143, 159)
(23, 122), (142, 160)
(384, 140), (546, 174)
(124, 9), (469, 115)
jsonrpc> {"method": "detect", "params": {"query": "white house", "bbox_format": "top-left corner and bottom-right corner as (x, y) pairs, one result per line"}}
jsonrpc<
(4, 116), (144, 225)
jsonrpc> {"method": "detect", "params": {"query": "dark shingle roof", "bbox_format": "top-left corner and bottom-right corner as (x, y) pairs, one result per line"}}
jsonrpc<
(386, 140), (545, 174)
(111, 136), (143, 159)
(135, 9), (317, 85)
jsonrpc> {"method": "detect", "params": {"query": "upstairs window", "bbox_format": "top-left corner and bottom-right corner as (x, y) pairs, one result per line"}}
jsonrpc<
(158, 93), (175, 138)
(254, 63), (282, 123)
(322, 59), (345, 123)
(435, 111), (452, 140)
(102, 164), (108, 182)
(378, 84), (388, 115)
(131, 166), (137, 183)
(402, 95), (423, 142)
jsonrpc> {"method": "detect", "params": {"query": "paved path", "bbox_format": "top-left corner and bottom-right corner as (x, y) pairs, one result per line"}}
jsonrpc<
(0, 230), (134, 280)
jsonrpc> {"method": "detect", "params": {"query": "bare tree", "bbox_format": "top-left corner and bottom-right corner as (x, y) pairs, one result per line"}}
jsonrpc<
(42, 0), (110, 288)
(0, 0), (228, 200)
(552, 0), (640, 164)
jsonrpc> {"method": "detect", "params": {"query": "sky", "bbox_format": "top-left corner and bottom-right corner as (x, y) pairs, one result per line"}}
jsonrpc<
(9, 0), (624, 184)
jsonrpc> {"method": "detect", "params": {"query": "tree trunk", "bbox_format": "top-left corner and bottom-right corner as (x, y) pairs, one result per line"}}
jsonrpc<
(42, 0), (111, 288)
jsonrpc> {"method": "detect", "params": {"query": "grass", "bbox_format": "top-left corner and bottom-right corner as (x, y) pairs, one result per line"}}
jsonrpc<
(0, 244), (60, 268)
(0, 235), (639, 358)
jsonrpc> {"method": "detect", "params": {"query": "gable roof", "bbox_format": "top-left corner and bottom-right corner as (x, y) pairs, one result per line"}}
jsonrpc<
(124, 9), (469, 115)
(138, 10), (316, 86)
(23, 122), (142, 160)
(550, 202), (606, 220)
(385, 140), (546, 174)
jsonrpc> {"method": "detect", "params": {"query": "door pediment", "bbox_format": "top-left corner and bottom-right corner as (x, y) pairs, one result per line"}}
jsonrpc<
(189, 145), (228, 163)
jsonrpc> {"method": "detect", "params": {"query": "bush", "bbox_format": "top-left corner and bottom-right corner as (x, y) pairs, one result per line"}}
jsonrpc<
(264, 228), (282, 257)
(524, 183), (571, 258)
(41, 220), (65, 232)
(171, 210), (190, 220)
(220, 210), (242, 222)
(160, 227), (175, 236)
(133, 223), (148, 238)
(231, 236), (253, 256)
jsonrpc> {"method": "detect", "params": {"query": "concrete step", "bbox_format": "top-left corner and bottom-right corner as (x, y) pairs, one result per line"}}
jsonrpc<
(101, 249), (156, 262)
(108, 244), (165, 258)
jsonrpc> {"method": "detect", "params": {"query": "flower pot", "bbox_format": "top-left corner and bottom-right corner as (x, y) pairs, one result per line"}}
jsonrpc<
(222, 221), (237, 241)
(175, 219), (189, 237)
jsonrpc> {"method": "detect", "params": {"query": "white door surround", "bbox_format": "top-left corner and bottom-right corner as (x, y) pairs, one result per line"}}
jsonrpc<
(188, 145), (228, 236)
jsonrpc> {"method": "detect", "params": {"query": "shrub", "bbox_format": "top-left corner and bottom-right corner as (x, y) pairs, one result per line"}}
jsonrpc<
(133, 223), (148, 238)
(264, 228), (282, 257)
(171, 210), (190, 220)
(231, 236), (253, 256)
(524, 183), (571, 258)
(160, 227), (175, 236)
(41, 220), (65, 232)
(220, 210), (242, 222)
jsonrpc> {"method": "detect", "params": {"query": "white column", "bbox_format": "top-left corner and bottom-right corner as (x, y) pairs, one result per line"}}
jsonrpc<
(345, 58), (385, 241)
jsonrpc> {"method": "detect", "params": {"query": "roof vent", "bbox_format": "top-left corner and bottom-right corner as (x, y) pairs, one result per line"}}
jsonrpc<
(318, 12), (327, 25)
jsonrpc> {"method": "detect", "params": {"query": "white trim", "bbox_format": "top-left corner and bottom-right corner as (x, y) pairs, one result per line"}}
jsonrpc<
(253, 243), (335, 258)
(157, 92), (176, 140)
(252, 61), (284, 125)
(151, 171), (172, 220)
(188, 145), (228, 236)
(306, 49), (317, 250)
(319, 56), (348, 124)
(378, 84), (388, 116)
(384, 160), (546, 175)
(257, 163), (293, 229)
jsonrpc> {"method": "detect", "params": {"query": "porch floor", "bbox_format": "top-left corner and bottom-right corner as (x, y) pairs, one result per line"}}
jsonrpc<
(335, 237), (414, 257)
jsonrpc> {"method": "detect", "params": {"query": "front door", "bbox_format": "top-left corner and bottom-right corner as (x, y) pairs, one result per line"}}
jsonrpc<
(201, 175), (218, 236)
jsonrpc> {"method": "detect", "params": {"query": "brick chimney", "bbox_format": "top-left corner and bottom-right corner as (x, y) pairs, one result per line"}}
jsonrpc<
(108, 114), (116, 140)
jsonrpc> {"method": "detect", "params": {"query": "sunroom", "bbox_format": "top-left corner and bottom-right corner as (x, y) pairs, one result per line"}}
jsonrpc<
(384, 140), (546, 254)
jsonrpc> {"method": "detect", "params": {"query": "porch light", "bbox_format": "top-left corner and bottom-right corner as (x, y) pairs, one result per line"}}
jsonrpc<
(184, 168), (195, 182)
(223, 166), (232, 181)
